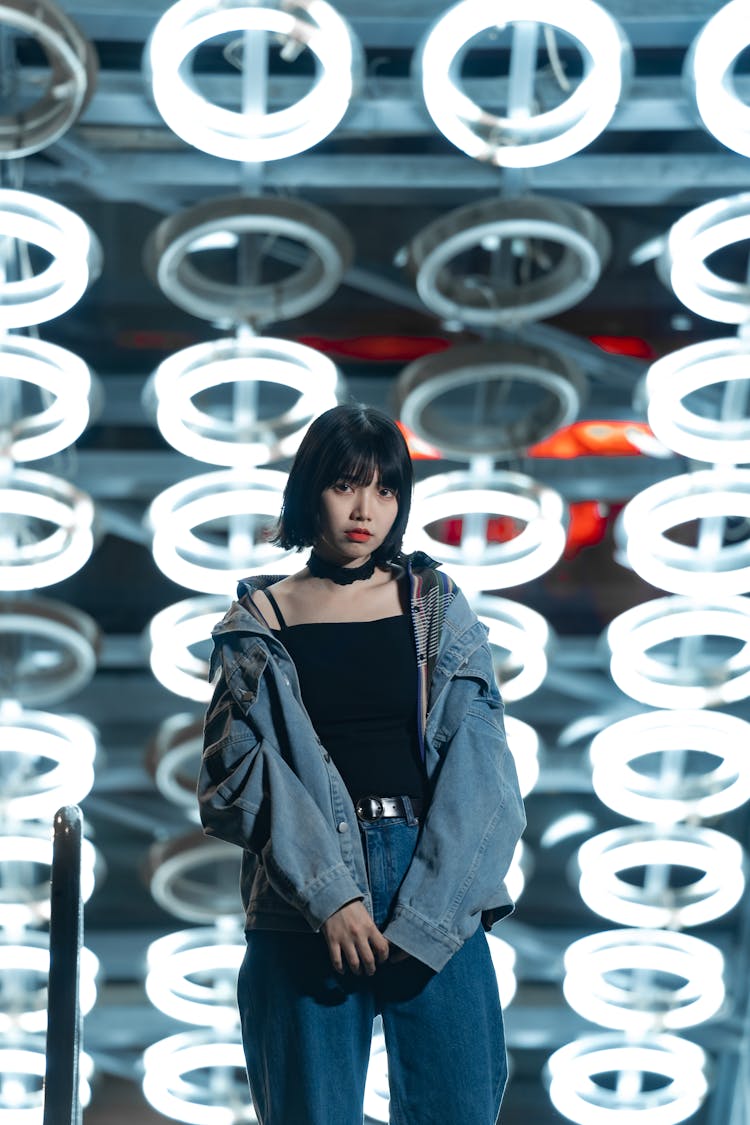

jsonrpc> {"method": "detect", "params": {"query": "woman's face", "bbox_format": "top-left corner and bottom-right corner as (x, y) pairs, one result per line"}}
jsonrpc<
(315, 473), (399, 566)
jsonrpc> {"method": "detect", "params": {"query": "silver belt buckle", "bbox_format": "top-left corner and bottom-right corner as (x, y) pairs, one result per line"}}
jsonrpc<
(356, 796), (385, 821)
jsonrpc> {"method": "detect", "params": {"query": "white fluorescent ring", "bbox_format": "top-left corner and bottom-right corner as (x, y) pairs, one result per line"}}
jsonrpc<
(0, 470), (95, 591)
(145, 197), (354, 324)
(0, 831), (97, 926)
(607, 595), (750, 709)
(364, 1026), (389, 1124)
(0, 190), (101, 328)
(149, 470), (296, 594)
(546, 1033), (709, 1125)
(408, 470), (566, 592)
(645, 337), (750, 464)
(151, 337), (339, 465)
(143, 1031), (254, 1125)
(589, 710), (750, 822)
(0, 710), (97, 821)
(563, 929), (725, 1033)
(148, 714), (204, 818)
(146, 930), (244, 1027)
(577, 824), (745, 928)
(486, 933), (518, 1009)
(148, 833), (242, 922)
(662, 193), (750, 323)
(0, 338), (92, 461)
(417, 0), (631, 168)
(620, 470), (750, 596)
(403, 200), (610, 328)
(147, 0), (360, 162)
(0, 935), (98, 1033)
(505, 839), (527, 903)
(687, 0), (750, 159)
(472, 594), (551, 703)
(0, 0), (97, 157)
(149, 596), (230, 703)
(0, 1043), (93, 1121)
(0, 597), (99, 705)
(502, 717), (540, 799)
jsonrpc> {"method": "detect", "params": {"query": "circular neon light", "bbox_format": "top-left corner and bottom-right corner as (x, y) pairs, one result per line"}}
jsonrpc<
(645, 337), (750, 463)
(607, 595), (750, 709)
(472, 594), (552, 703)
(0, 709), (96, 822)
(0, 828), (97, 926)
(149, 596), (230, 702)
(149, 469), (297, 593)
(403, 196), (610, 326)
(578, 824), (745, 928)
(0, 469), (95, 591)
(0, 933), (98, 1033)
(0, 597), (99, 705)
(0, 190), (101, 328)
(150, 335), (340, 465)
(589, 710), (750, 822)
(563, 929), (725, 1033)
(417, 0), (631, 168)
(145, 196), (353, 324)
(146, 0), (361, 162)
(0, 1039), (93, 1121)
(547, 1032), (708, 1125)
(687, 0), (750, 159)
(146, 926), (244, 1027)
(662, 193), (750, 323)
(502, 717), (540, 799)
(408, 470), (566, 591)
(148, 714), (204, 819)
(143, 1030), (255, 1125)
(0, 336), (92, 461)
(148, 832), (243, 922)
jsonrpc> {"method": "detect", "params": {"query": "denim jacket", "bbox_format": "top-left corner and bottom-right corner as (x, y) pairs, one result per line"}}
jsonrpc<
(198, 553), (526, 973)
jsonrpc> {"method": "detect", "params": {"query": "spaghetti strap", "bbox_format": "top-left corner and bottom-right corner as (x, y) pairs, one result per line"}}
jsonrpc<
(263, 587), (288, 630)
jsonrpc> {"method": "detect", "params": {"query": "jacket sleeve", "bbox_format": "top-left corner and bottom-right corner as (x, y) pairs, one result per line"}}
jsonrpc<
(382, 610), (526, 972)
(198, 639), (364, 932)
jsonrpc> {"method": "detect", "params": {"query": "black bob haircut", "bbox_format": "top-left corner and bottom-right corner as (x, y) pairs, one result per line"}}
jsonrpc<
(272, 404), (413, 563)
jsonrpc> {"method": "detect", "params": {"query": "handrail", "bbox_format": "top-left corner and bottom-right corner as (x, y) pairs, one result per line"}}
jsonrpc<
(44, 804), (83, 1125)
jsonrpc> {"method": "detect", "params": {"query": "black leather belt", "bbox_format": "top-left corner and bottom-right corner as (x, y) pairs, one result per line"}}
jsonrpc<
(355, 795), (423, 822)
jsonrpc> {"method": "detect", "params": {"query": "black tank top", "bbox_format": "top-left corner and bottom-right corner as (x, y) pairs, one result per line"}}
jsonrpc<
(265, 589), (424, 801)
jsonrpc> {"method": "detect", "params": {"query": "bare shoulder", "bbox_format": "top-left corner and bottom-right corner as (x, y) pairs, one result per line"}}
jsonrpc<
(251, 574), (302, 630)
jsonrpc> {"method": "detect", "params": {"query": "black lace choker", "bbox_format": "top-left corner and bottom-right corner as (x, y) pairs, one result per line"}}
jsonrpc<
(307, 550), (376, 585)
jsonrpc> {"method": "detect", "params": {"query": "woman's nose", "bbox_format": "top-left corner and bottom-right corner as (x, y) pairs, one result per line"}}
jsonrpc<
(352, 489), (372, 518)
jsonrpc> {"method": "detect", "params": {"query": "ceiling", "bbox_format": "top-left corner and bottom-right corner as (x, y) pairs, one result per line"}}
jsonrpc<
(5, 2), (750, 1122)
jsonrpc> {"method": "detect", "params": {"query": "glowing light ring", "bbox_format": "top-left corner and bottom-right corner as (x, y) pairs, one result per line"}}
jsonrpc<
(143, 1030), (255, 1125)
(0, 597), (98, 704)
(146, 0), (361, 163)
(150, 335), (340, 464)
(145, 196), (354, 325)
(405, 196), (610, 326)
(0, 336), (92, 460)
(578, 824), (745, 928)
(148, 832), (243, 922)
(620, 469), (750, 596)
(0, 190), (101, 327)
(686, 0), (750, 159)
(547, 1032), (709, 1125)
(149, 469), (296, 593)
(0, 1039), (93, 1121)
(487, 933), (518, 1009)
(471, 592), (551, 704)
(590, 710), (750, 822)
(0, 829), (97, 926)
(397, 339), (586, 456)
(607, 596), (750, 709)
(408, 470), (566, 591)
(149, 596), (230, 702)
(646, 337), (750, 463)
(503, 716), (540, 798)
(0, 933), (98, 1033)
(148, 714), (204, 818)
(146, 927), (244, 1027)
(416, 0), (631, 168)
(661, 193), (750, 323)
(0, 710), (96, 821)
(0, 0), (97, 157)
(505, 838), (528, 903)
(563, 929), (725, 1033)
(364, 1025), (389, 1124)
(0, 469), (95, 591)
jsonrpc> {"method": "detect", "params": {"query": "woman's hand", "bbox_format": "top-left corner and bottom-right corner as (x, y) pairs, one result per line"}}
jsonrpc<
(322, 900), (390, 976)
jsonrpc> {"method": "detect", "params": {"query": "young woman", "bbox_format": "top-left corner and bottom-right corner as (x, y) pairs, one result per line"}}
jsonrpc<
(199, 404), (525, 1125)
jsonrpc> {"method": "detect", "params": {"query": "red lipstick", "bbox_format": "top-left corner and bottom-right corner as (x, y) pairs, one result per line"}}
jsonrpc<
(346, 530), (372, 542)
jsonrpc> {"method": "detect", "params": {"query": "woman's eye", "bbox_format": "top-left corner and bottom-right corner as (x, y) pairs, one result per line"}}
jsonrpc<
(333, 481), (352, 492)
(380, 487), (396, 498)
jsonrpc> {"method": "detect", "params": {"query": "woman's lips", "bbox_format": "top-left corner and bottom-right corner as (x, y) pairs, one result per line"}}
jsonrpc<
(346, 531), (372, 542)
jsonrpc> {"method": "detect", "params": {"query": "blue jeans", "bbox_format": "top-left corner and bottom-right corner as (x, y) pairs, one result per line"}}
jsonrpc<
(238, 816), (507, 1125)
